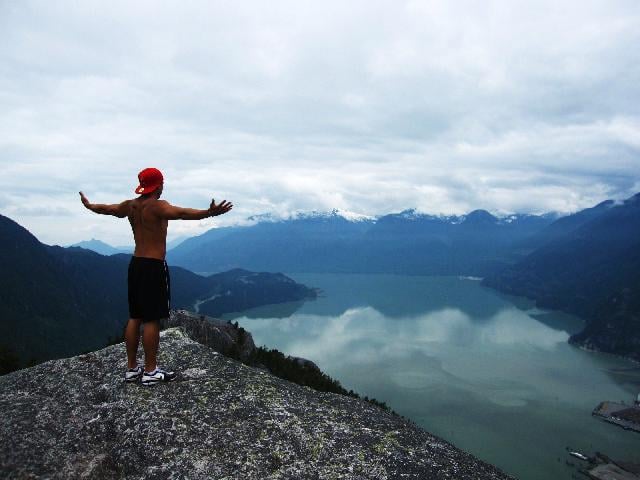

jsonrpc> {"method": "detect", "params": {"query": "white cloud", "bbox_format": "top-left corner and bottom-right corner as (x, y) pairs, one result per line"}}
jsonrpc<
(1, 0), (639, 245)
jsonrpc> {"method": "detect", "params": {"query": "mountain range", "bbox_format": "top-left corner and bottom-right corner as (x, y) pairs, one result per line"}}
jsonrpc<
(70, 238), (132, 255)
(70, 236), (187, 255)
(166, 208), (558, 275)
(0, 214), (315, 369)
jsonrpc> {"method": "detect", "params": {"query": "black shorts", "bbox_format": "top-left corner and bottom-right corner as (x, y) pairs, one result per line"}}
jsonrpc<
(128, 257), (171, 322)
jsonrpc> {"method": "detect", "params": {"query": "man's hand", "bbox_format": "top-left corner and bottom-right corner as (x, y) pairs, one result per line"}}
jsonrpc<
(208, 199), (233, 217)
(79, 191), (92, 209)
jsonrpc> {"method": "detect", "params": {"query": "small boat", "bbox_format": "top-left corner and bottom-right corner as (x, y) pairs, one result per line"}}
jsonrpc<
(569, 451), (589, 461)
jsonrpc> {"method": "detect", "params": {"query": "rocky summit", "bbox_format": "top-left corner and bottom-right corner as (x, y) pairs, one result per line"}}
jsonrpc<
(0, 327), (511, 479)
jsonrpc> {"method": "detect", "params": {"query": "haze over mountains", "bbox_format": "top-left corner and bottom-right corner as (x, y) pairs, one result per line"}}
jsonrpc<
(166, 208), (559, 275)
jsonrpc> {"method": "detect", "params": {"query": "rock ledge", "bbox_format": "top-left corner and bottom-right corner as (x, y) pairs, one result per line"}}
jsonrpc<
(0, 328), (511, 479)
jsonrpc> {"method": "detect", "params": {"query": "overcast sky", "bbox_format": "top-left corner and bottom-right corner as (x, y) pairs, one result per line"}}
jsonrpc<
(1, 1), (639, 245)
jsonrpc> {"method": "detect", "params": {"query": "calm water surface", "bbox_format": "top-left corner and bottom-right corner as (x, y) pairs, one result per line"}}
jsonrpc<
(222, 274), (640, 480)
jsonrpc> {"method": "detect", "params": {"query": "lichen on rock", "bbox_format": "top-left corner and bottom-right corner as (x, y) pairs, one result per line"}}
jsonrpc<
(0, 327), (512, 479)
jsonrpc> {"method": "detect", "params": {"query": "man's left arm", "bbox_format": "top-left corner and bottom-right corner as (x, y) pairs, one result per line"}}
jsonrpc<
(79, 192), (130, 218)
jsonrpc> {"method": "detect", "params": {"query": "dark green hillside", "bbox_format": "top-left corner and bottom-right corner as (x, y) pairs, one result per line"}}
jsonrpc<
(514, 199), (615, 253)
(484, 193), (640, 361)
(196, 269), (316, 317)
(0, 215), (85, 364)
(48, 247), (130, 335)
(571, 278), (640, 361)
(167, 267), (315, 316)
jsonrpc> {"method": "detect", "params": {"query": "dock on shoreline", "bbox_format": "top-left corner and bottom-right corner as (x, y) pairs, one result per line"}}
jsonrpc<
(592, 401), (640, 433)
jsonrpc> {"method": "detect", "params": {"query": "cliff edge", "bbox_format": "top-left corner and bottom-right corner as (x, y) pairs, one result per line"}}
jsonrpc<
(0, 327), (511, 479)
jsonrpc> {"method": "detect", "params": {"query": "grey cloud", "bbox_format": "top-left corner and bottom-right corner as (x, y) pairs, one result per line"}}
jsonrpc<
(8, 206), (74, 217)
(1, 0), (639, 244)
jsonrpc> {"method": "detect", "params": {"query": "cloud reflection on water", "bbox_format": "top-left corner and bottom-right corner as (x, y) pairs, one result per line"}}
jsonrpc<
(240, 304), (579, 410)
(245, 305), (569, 368)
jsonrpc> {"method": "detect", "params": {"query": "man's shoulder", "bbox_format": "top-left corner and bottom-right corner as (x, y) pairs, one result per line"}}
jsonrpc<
(132, 197), (166, 206)
(150, 199), (171, 209)
(141, 199), (172, 216)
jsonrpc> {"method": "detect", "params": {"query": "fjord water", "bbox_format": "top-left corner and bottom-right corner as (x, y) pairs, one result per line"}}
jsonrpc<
(223, 274), (640, 480)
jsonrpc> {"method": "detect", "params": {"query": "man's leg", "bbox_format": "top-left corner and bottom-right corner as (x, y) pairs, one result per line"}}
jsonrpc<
(125, 318), (142, 369)
(142, 320), (160, 372)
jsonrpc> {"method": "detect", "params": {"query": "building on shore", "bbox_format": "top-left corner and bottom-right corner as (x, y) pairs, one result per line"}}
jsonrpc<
(593, 400), (640, 433)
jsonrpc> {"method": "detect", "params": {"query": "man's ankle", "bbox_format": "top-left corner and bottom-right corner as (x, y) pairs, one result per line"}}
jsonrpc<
(145, 366), (157, 374)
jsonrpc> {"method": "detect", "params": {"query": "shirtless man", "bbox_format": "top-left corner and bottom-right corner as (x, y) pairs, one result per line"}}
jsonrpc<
(79, 167), (233, 385)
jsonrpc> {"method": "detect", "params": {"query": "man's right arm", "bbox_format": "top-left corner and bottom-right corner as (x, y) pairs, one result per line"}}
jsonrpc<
(155, 199), (233, 220)
(79, 192), (130, 218)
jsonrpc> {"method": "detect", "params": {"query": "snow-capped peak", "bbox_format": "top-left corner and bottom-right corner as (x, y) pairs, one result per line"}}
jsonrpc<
(244, 209), (376, 224)
(333, 209), (376, 222)
(292, 209), (375, 222)
(246, 213), (280, 223)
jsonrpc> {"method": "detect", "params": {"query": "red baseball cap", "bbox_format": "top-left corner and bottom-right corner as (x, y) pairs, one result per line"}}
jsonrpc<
(135, 167), (164, 195)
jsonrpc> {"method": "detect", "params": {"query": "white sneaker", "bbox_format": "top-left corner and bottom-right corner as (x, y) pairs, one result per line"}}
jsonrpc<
(125, 366), (143, 383)
(141, 367), (177, 386)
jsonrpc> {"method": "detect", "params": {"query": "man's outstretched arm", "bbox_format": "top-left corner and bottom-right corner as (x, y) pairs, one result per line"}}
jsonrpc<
(79, 192), (130, 218)
(155, 198), (233, 220)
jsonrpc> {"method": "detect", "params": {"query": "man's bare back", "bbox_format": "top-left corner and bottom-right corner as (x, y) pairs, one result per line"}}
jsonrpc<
(127, 196), (169, 260)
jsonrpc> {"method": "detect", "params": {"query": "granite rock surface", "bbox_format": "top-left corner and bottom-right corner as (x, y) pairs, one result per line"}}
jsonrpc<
(162, 310), (257, 362)
(0, 327), (512, 479)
